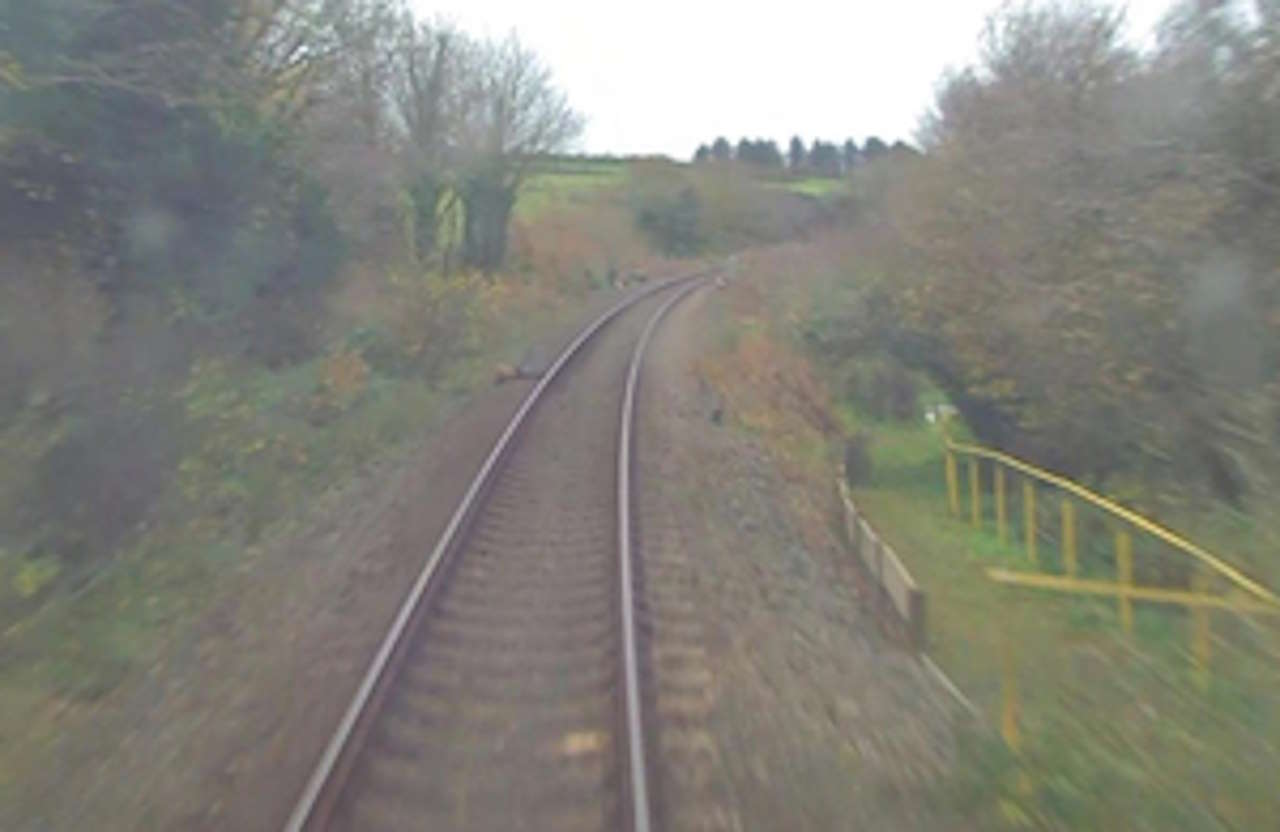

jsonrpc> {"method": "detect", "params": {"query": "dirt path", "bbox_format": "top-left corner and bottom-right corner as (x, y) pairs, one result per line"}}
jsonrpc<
(635, 287), (964, 830)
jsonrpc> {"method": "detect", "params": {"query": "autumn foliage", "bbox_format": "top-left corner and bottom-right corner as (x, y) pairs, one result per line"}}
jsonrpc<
(839, 3), (1280, 503)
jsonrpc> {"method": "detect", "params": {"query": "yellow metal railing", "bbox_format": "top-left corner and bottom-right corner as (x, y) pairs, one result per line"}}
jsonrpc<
(945, 438), (1279, 606)
(943, 436), (1280, 734)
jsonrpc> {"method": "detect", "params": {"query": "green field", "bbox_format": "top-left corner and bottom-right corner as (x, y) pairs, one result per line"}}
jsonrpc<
(514, 160), (628, 220)
(767, 176), (850, 198)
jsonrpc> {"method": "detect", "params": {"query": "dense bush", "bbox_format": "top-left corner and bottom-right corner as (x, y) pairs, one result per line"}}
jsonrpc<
(846, 357), (918, 422)
(628, 160), (825, 256)
(0, 1), (579, 622)
(837, 3), (1280, 502)
(633, 183), (705, 255)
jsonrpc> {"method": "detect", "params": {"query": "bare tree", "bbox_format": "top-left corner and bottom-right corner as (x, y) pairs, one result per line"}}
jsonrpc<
(389, 17), (460, 261)
(286, 0), (408, 248)
(453, 34), (582, 271)
(4, 1), (579, 271)
(392, 19), (456, 162)
(4, 0), (364, 121)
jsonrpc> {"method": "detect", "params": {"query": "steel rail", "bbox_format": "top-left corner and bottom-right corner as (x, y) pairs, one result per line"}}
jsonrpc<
(283, 270), (713, 832)
(617, 277), (710, 832)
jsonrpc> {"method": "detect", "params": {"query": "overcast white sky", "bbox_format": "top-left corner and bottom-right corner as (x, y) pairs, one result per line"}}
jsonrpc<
(410, 0), (1178, 159)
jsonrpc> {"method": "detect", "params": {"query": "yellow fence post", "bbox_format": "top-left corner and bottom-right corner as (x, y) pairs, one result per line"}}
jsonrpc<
(969, 458), (981, 529)
(1001, 635), (1021, 753)
(1061, 499), (1077, 577)
(1023, 479), (1037, 567)
(995, 465), (1007, 545)
(945, 451), (959, 517)
(1192, 567), (1211, 692)
(1116, 531), (1133, 637)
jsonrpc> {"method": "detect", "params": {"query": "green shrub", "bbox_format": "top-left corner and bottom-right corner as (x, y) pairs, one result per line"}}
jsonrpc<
(632, 184), (704, 256)
(11, 554), (60, 600)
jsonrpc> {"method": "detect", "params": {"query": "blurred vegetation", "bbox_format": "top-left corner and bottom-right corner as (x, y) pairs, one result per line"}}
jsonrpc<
(757, 6), (1280, 809)
(849, 412), (1280, 831)
(806, 2), (1280, 513)
(714, 237), (1280, 830)
(782, 13), (1280, 802)
(0, 4), (832, 761)
(0, 0), (596, 721)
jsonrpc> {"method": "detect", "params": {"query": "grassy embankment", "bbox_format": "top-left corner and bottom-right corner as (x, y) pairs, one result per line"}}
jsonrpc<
(818, 271), (1280, 830)
(852, 418), (1280, 829)
(702, 239), (1280, 830)
(515, 158), (630, 221)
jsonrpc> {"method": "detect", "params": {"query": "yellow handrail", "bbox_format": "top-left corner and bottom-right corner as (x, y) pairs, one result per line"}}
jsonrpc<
(986, 568), (1280, 615)
(946, 438), (1280, 607)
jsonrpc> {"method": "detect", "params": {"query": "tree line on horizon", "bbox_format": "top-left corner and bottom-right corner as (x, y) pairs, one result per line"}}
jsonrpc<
(692, 135), (915, 176)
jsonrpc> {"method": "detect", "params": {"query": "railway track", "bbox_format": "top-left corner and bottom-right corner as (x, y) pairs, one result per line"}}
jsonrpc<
(284, 274), (712, 832)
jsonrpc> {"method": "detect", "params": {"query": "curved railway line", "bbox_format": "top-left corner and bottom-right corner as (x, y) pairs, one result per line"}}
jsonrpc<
(284, 273), (713, 832)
